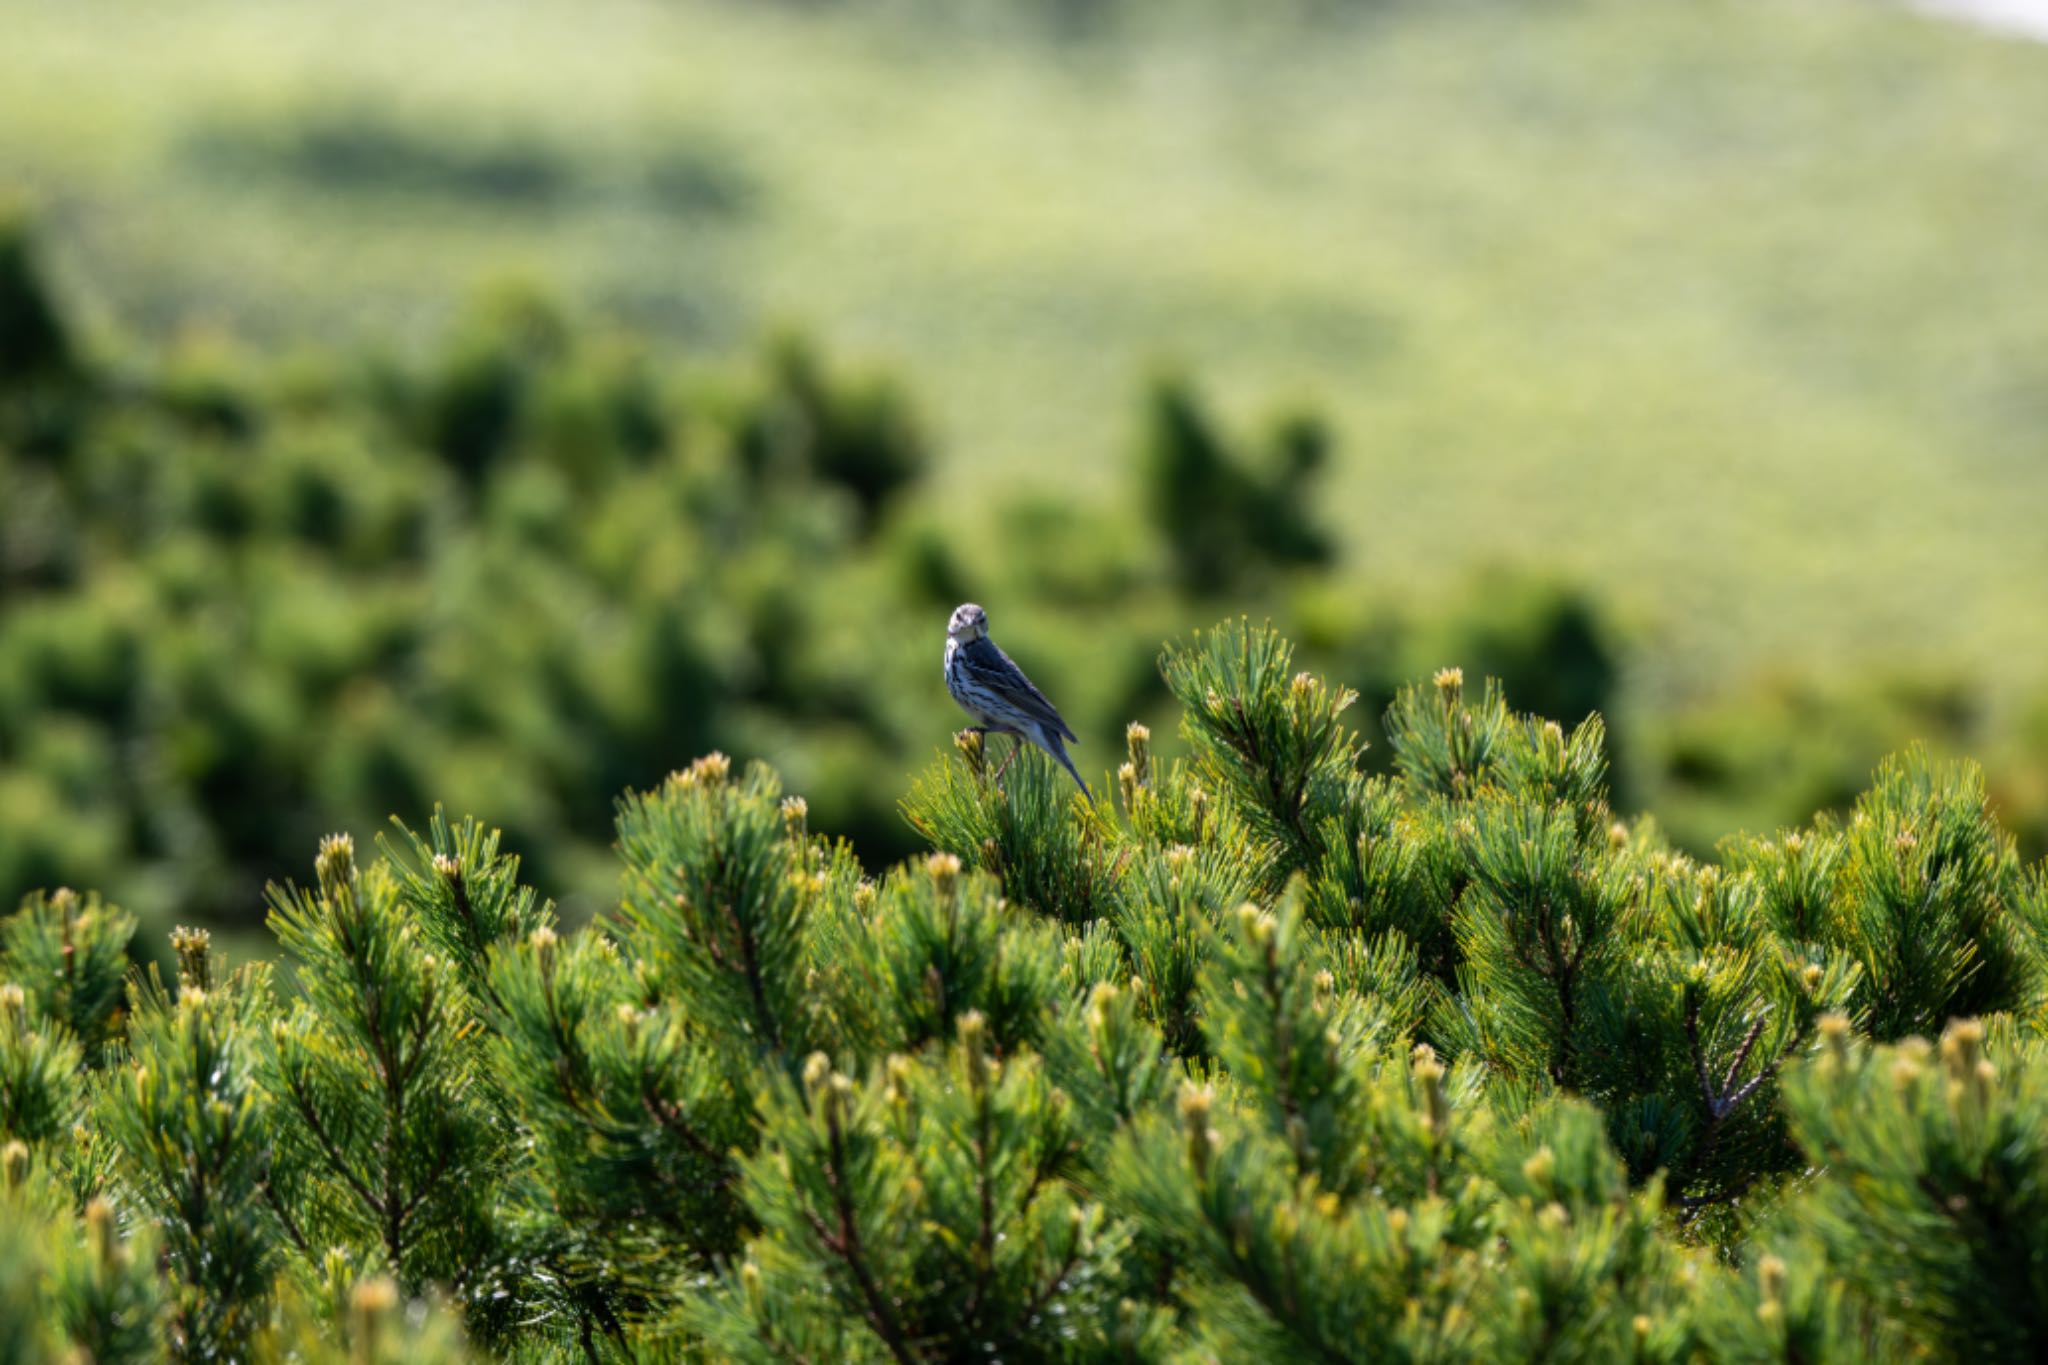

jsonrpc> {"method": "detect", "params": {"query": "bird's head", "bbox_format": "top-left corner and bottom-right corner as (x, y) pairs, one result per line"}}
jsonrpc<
(947, 603), (989, 643)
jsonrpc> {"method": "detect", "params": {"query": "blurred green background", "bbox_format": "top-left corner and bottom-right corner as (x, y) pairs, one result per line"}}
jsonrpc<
(4, 0), (2048, 947)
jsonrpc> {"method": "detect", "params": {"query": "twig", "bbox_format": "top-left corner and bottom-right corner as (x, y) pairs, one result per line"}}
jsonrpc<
(812, 1106), (920, 1365)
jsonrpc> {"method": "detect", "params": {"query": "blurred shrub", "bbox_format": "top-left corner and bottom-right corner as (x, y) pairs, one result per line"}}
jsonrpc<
(1138, 371), (1332, 596)
(0, 208), (71, 385)
(185, 103), (573, 206)
(3, 211), (2024, 940)
(184, 100), (761, 226)
(732, 333), (929, 529)
(1640, 672), (1984, 857)
(643, 137), (760, 219)
(0, 219), (954, 928)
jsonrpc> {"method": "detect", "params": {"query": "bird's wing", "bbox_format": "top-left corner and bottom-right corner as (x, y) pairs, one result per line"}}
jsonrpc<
(966, 639), (1079, 743)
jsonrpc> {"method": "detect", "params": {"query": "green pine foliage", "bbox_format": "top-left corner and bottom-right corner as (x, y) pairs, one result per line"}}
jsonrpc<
(1, 887), (134, 1056)
(100, 948), (279, 1358)
(263, 834), (505, 1290)
(5, 618), (2048, 1360)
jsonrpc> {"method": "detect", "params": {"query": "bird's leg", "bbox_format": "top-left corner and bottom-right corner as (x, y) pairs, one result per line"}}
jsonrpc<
(991, 730), (1027, 782)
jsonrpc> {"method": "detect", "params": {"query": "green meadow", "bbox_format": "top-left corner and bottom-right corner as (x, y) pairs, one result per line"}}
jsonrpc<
(10, 0), (2048, 685)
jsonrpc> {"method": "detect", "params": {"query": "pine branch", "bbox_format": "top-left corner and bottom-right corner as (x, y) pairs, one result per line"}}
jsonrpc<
(809, 1100), (920, 1365)
(960, 1085), (997, 1334)
(262, 1177), (313, 1260)
(638, 1088), (737, 1183)
(278, 1066), (386, 1219)
(1014, 1235), (1086, 1338)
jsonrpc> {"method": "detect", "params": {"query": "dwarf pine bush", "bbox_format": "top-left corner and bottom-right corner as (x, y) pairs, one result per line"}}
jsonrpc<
(3, 619), (2048, 1362)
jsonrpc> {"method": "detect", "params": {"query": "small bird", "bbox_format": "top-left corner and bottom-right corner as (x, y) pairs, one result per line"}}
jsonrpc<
(944, 603), (1091, 802)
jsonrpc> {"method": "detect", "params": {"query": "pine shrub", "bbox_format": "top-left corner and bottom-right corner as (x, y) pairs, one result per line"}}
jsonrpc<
(3, 619), (2048, 1361)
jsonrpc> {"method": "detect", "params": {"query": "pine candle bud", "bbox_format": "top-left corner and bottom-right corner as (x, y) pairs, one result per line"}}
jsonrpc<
(1817, 1014), (1852, 1069)
(853, 881), (876, 912)
(1118, 761), (1140, 811)
(958, 1011), (990, 1091)
(927, 851), (962, 898)
(1801, 963), (1823, 994)
(1608, 821), (1629, 848)
(827, 1073), (854, 1123)
(1632, 1316), (1652, 1342)
(1939, 1019), (1984, 1079)
(780, 795), (808, 841)
(350, 1276), (399, 1365)
(54, 889), (80, 973)
(1312, 969), (1335, 1006)
(1413, 1044), (1449, 1137)
(166, 924), (214, 992)
(690, 752), (732, 786)
(1521, 1145), (1555, 1190)
(317, 1246), (353, 1296)
(1179, 1085), (1216, 1178)
(1758, 1254), (1787, 1305)
(1126, 722), (1151, 785)
(955, 728), (985, 773)
(85, 1197), (118, 1271)
(1970, 1059), (1997, 1111)
(1433, 666), (1463, 704)
(531, 925), (559, 985)
(802, 1052), (832, 1107)
(316, 832), (357, 899)
(740, 1261), (764, 1312)
(432, 852), (460, 880)
(178, 984), (208, 1009)
(1, 1140), (27, 1189)
(0, 982), (23, 1025)
(884, 1054), (916, 1109)
(1085, 981), (1119, 1038)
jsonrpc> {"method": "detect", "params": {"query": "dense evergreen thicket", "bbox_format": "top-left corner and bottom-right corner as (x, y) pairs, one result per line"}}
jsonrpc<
(5, 619), (2047, 1361)
(0, 212), (1632, 932)
(7, 211), (2039, 940)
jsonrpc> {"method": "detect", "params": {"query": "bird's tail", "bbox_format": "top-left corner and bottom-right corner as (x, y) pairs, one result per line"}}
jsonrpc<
(1040, 731), (1093, 805)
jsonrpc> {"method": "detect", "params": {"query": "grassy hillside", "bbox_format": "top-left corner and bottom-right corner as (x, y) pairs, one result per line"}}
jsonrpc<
(6, 0), (2048, 712)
